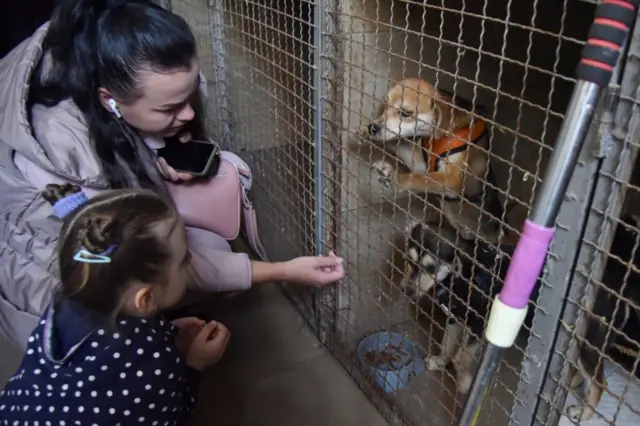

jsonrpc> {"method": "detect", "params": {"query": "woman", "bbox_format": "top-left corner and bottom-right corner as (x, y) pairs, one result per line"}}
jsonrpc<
(0, 0), (344, 349)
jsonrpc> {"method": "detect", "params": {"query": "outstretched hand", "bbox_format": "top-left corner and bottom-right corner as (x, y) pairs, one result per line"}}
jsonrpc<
(284, 250), (345, 287)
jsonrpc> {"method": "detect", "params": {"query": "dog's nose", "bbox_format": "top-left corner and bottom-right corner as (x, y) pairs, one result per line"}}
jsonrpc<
(368, 123), (380, 136)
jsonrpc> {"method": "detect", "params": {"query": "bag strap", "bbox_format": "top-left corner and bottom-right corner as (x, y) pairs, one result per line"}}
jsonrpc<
(241, 185), (270, 262)
(221, 151), (269, 261)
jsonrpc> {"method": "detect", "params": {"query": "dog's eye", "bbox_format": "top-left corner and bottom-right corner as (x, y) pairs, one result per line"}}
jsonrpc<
(398, 108), (412, 118)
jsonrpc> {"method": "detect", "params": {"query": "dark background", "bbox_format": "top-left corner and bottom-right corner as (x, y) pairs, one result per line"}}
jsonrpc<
(1, 0), (55, 59)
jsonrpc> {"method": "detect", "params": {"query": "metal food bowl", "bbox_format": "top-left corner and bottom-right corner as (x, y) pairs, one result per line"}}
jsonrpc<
(357, 331), (425, 394)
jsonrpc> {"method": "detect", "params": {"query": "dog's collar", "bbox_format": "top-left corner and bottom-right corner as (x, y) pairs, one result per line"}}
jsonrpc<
(424, 118), (487, 173)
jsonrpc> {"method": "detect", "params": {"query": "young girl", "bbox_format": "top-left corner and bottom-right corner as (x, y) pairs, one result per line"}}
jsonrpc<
(0, 183), (230, 425)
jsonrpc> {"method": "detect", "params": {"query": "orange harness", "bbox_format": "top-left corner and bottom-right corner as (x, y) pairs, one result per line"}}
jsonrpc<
(423, 119), (488, 172)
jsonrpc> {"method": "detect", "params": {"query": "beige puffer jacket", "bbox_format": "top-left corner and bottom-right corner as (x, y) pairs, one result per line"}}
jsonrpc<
(0, 24), (252, 349)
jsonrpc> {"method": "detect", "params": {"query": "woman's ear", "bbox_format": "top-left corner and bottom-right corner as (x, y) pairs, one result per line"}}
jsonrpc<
(97, 87), (114, 113)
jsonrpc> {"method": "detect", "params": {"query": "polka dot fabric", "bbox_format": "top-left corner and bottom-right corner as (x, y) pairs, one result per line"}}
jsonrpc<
(0, 306), (200, 425)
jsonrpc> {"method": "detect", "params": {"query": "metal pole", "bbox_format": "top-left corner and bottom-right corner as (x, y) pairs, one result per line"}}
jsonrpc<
(312, 0), (329, 344)
(458, 1), (639, 424)
(313, 3), (324, 255)
(209, 0), (233, 149)
(529, 83), (601, 227)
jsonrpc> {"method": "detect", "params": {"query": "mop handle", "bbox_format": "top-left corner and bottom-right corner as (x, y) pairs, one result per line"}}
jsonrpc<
(577, 0), (639, 86)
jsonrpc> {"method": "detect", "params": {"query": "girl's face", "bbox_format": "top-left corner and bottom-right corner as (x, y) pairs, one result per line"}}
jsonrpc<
(125, 215), (191, 316)
(113, 58), (201, 138)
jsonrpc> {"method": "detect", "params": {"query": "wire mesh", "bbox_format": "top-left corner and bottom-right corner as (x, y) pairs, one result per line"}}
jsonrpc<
(325, 1), (596, 425)
(169, 0), (640, 425)
(533, 169), (640, 426)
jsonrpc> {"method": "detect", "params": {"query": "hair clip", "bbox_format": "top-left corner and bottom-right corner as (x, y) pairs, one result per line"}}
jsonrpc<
(53, 192), (89, 219)
(73, 245), (117, 264)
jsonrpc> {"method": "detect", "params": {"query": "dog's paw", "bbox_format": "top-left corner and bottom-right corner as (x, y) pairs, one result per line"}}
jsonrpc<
(372, 161), (394, 187)
(567, 404), (594, 423)
(425, 355), (447, 372)
(457, 373), (473, 394)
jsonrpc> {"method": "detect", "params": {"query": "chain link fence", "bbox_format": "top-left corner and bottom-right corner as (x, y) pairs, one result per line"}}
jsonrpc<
(168, 0), (640, 424)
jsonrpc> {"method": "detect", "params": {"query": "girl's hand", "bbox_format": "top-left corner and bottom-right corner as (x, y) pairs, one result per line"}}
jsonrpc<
(156, 131), (196, 182)
(283, 250), (344, 287)
(172, 317), (206, 354)
(185, 321), (231, 371)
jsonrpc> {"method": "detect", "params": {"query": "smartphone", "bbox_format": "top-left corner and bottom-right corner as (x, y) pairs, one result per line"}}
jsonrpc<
(157, 139), (220, 178)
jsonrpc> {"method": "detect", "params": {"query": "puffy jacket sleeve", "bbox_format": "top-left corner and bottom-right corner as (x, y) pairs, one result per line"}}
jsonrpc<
(16, 153), (253, 293)
(0, 154), (63, 349)
(184, 227), (253, 293)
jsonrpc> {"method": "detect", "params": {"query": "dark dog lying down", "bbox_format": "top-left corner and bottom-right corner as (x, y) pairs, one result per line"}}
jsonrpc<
(567, 216), (640, 422)
(400, 220), (531, 393)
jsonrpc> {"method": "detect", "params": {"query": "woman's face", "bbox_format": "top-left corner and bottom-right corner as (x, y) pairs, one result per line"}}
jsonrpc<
(111, 59), (201, 138)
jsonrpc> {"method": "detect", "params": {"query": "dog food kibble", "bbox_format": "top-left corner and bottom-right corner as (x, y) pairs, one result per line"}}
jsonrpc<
(364, 344), (409, 368)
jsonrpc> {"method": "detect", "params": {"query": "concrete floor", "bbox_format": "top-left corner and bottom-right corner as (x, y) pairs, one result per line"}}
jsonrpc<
(2, 283), (640, 425)
(189, 286), (389, 426)
(0, 286), (389, 426)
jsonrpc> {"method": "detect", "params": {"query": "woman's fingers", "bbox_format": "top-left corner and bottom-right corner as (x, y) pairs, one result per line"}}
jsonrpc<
(176, 172), (196, 181)
(157, 157), (176, 181)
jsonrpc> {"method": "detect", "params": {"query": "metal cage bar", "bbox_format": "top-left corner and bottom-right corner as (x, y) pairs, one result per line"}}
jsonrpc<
(311, 0), (342, 345)
(209, 0), (233, 149)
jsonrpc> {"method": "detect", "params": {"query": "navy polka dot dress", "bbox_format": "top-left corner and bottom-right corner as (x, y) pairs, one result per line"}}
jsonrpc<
(0, 299), (201, 426)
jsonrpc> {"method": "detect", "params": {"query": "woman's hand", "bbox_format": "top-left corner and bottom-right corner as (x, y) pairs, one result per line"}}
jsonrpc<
(172, 316), (206, 354)
(156, 131), (196, 183)
(283, 250), (344, 287)
(185, 321), (231, 371)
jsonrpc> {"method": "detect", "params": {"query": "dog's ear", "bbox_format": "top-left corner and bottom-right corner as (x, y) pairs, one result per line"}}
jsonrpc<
(436, 89), (476, 126)
(437, 88), (472, 111)
(451, 94), (474, 113)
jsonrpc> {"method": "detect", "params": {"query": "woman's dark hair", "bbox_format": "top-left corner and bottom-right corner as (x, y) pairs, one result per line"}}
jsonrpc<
(42, 183), (178, 317)
(31, 0), (206, 189)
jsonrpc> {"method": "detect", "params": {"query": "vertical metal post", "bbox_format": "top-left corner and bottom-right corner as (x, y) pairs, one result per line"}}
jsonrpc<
(209, 0), (233, 149)
(313, 3), (325, 256)
(312, 0), (330, 344)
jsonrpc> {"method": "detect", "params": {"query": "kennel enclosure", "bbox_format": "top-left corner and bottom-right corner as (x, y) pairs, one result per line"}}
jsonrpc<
(164, 0), (640, 425)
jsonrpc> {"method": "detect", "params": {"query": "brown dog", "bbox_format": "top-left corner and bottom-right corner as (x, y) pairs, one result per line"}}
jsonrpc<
(366, 78), (511, 244)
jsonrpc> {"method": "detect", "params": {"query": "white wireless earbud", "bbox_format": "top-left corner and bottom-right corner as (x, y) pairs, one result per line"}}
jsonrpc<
(108, 98), (122, 118)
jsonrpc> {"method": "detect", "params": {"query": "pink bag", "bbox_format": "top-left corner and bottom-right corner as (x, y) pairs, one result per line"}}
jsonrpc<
(165, 151), (269, 261)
